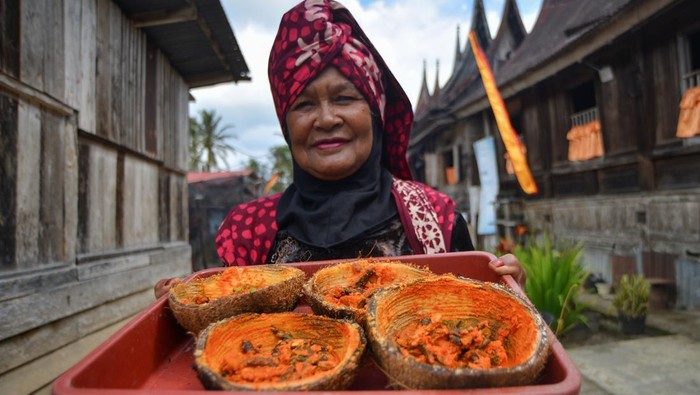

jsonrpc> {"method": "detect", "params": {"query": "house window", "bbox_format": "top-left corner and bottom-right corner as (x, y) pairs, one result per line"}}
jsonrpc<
(567, 81), (604, 161)
(570, 81), (596, 114)
(680, 29), (700, 91)
(676, 30), (700, 139)
(443, 149), (456, 185)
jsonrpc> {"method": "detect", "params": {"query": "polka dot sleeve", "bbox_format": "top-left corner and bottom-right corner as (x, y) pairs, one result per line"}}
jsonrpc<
(215, 194), (281, 266)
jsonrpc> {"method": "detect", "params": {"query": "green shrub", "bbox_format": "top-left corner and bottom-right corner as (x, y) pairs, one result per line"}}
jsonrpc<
(513, 233), (589, 336)
(613, 274), (650, 318)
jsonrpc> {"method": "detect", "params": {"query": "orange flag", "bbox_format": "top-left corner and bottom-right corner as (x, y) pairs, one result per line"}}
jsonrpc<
(263, 173), (279, 195)
(468, 31), (538, 194)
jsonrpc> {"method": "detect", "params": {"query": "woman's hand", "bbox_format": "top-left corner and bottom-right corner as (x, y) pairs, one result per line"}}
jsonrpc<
(154, 277), (183, 299)
(488, 253), (527, 290)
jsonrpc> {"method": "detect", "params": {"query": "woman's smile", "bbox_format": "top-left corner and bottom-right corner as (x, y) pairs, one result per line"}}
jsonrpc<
(312, 137), (350, 150)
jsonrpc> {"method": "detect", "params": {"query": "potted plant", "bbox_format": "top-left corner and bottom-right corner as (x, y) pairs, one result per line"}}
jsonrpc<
(612, 274), (650, 334)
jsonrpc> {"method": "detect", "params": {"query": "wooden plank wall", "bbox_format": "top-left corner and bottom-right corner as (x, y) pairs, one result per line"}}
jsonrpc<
(10, 104), (78, 270)
(521, 91), (545, 172)
(646, 30), (681, 146)
(0, 0), (193, 384)
(93, 0), (146, 152)
(122, 156), (159, 247)
(0, 0), (20, 268)
(2, 0), (189, 266)
(14, 101), (41, 267)
(158, 50), (190, 170)
(79, 0), (97, 132)
(78, 141), (119, 253)
(0, 0), (20, 77)
(0, 244), (191, 376)
(173, 174), (188, 241)
(158, 171), (188, 243)
(598, 41), (642, 155)
(0, 95), (18, 269)
(546, 85), (570, 165)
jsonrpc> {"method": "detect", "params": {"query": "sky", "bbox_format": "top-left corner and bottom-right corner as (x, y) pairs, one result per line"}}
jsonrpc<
(189, 0), (543, 170)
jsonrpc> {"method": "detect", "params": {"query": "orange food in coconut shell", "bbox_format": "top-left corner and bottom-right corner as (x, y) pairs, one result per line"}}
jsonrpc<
(366, 275), (550, 389)
(194, 312), (366, 391)
(168, 265), (305, 334)
(303, 259), (433, 327)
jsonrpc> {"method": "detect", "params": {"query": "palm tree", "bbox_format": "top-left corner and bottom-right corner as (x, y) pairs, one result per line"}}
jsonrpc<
(190, 109), (236, 171)
(189, 117), (204, 171)
(268, 144), (293, 193)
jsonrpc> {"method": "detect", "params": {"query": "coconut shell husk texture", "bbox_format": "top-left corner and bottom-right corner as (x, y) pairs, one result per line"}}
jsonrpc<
(194, 312), (366, 391)
(366, 275), (550, 389)
(168, 265), (305, 335)
(303, 259), (433, 328)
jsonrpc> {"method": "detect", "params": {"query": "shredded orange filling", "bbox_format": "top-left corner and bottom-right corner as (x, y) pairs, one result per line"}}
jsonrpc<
(324, 263), (403, 309)
(219, 326), (340, 383)
(394, 314), (509, 369)
(179, 268), (267, 305)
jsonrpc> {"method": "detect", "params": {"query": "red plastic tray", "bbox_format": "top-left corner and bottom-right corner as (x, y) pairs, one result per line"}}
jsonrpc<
(52, 251), (580, 394)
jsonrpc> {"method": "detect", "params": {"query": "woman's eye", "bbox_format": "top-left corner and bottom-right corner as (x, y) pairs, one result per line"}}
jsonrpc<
(335, 95), (357, 103)
(292, 100), (313, 110)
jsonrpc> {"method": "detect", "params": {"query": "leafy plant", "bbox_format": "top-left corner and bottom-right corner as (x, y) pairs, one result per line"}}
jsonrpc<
(268, 144), (293, 193)
(513, 233), (589, 336)
(189, 117), (204, 171)
(244, 144), (293, 195)
(613, 274), (650, 318)
(189, 109), (236, 171)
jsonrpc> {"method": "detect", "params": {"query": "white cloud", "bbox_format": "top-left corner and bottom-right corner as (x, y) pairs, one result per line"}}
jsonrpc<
(521, 9), (540, 32)
(344, 0), (463, 100)
(190, 0), (542, 170)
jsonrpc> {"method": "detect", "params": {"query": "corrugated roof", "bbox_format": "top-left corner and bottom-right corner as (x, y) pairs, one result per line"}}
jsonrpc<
(497, 0), (633, 85)
(411, 0), (527, 146)
(187, 170), (253, 184)
(439, 0), (492, 104)
(447, 0), (635, 112)
(411, 0), (683, 150)
(114, 0), (250, 88)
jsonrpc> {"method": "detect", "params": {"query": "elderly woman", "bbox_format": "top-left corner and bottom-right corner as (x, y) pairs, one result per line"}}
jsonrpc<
(155, 0), (523, 298)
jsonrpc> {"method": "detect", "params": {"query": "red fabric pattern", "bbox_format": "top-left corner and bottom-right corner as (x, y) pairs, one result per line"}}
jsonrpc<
(215, 194), (280, 266)
(392, 179), (454, 254)
(215, 181), (455, 266)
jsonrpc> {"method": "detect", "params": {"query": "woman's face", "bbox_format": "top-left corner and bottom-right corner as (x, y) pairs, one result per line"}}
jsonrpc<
(285, 67), (373, 181)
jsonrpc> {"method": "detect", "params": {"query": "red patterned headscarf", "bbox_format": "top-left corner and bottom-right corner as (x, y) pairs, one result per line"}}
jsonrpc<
(268, 0), (413, 180)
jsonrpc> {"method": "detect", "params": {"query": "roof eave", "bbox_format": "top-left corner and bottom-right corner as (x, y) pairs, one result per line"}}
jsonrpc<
(115, 0), (251, 88)
(454, 0), (679, 119)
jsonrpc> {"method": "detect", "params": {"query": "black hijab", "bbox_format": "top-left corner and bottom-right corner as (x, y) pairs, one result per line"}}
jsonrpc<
(276, 116), (397, 248)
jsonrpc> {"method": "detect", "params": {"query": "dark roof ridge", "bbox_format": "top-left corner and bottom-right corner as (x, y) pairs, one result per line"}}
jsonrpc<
(471, 0), (493, 51)
(415, 60), (432, 117)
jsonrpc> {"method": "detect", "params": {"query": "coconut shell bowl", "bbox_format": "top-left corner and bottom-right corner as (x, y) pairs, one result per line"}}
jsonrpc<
(366, 275), (550, 389)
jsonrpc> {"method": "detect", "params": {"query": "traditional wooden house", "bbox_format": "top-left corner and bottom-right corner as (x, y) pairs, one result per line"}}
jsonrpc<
(187, 170), (260, 271)
(0, 0), (249, 392)
(411, 0), (700, 309)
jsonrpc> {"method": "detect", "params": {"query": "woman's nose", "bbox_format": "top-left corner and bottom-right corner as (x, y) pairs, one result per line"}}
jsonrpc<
(315, 102), (341, 130)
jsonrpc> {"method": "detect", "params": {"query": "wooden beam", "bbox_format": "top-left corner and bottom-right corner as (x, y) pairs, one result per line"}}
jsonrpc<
(191, 7), (231, 77)
(0, 71), (73, 116)
(0, 291), (146, 375)
(0, 242), (190, 341)
(130, 5), (197, 28)
(0, 315), (135, 394)
(185, 71), (250, 89)
(131, 1), (243, 86)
